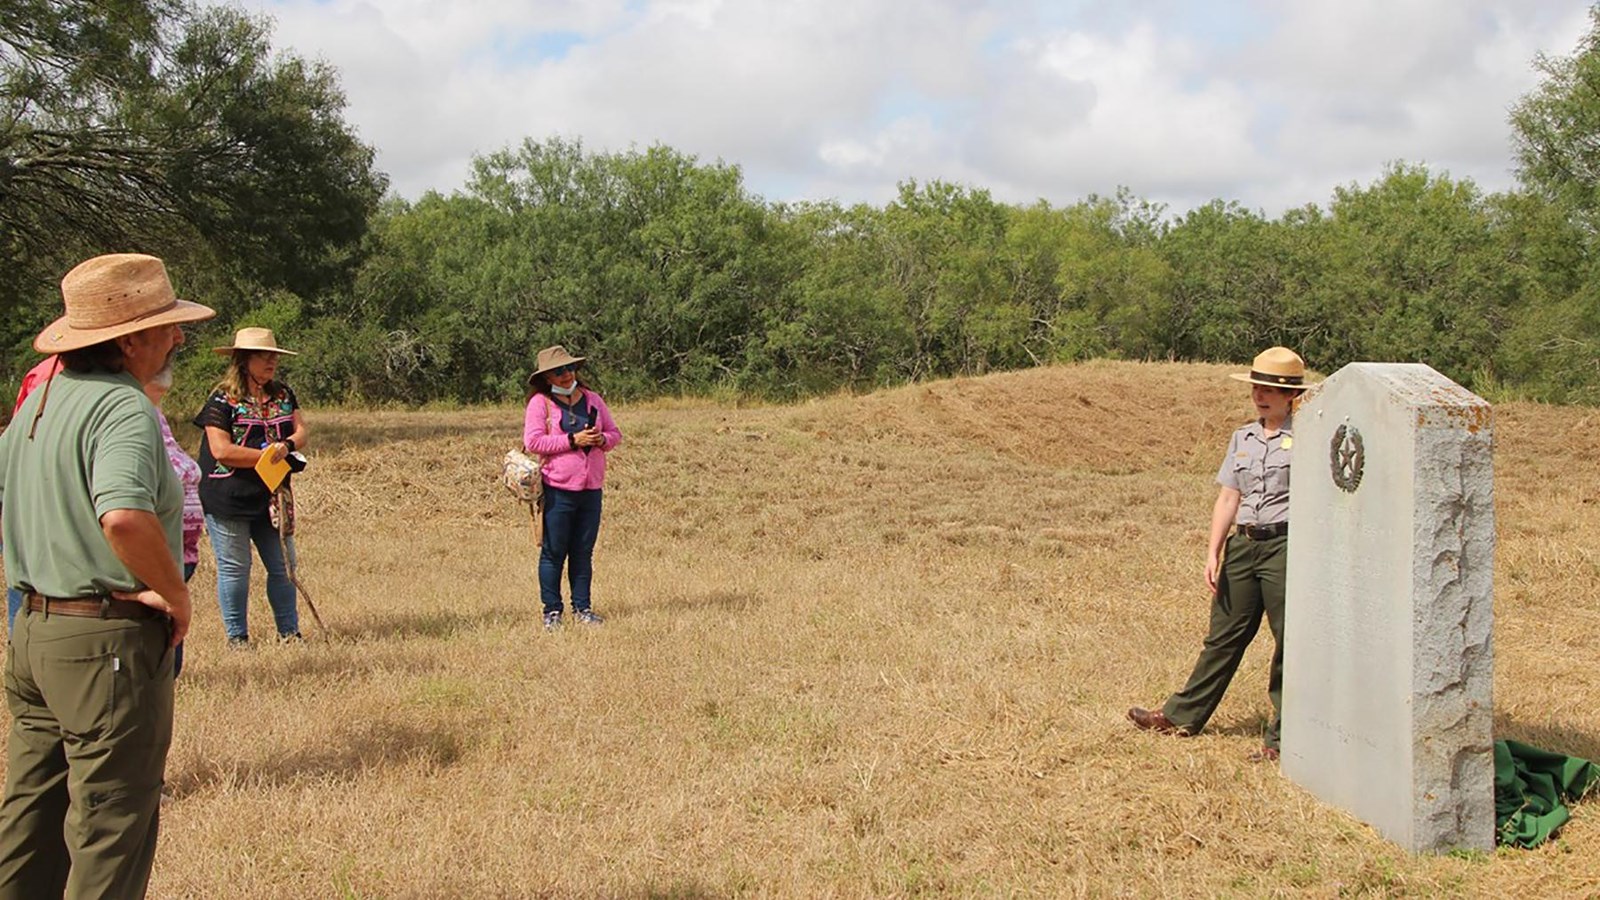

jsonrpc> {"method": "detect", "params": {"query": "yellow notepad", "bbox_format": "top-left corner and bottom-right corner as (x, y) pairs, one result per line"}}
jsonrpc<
(255, 450), (291, 493)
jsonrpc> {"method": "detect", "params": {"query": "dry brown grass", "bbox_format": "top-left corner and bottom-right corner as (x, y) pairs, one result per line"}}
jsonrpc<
(6, 359), (1600, 897)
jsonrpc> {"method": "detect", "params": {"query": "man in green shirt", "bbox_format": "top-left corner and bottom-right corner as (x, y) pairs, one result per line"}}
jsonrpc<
(0, 253), (214, 898)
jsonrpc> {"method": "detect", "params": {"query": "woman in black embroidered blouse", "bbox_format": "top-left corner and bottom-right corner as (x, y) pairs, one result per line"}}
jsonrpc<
(194, 328), (308, 645)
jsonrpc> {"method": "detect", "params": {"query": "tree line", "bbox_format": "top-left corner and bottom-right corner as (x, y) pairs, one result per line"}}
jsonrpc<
(5, 2), (1600, 415)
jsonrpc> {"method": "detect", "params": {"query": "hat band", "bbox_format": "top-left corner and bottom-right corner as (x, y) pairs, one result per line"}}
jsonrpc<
(66, 296), (178, 331)
(1251, 369), (1303, 386)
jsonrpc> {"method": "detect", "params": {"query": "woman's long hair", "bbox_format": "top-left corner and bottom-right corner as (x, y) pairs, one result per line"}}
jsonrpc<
(214, 351), (286, 401)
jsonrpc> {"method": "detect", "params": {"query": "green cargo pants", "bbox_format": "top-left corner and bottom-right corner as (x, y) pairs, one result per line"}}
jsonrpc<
(1162, 532), (1286, 749)
(0, 607), (174, 899)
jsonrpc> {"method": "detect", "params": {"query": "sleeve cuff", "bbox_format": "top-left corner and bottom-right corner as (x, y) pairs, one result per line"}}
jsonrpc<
(94, 492), (157, 518)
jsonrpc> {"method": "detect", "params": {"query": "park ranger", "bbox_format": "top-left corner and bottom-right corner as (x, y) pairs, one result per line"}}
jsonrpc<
(0, 254), (214, 898)
(1127, 346), (1310, 762)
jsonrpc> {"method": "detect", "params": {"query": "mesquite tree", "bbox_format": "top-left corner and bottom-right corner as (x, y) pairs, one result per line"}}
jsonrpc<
(0, 1), (384, 365)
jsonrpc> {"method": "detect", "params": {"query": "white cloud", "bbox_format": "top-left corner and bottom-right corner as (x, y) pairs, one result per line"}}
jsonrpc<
(1228, 0), (1591, 209)
(216, 0), (1592, 215)
(966, 23), (1267, 206)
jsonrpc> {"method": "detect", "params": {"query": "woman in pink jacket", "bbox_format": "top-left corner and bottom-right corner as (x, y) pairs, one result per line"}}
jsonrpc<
(524, 345), (623, 631)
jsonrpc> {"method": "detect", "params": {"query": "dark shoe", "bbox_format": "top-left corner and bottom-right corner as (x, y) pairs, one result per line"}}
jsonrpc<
(1127, 707), (1188, 735)
(226, 636), (251, 649)
(278, 632), (303, 643)
(543, 610), (563, 632)
(573, 608), (605, 626)
(1249, 746), (1280, 763)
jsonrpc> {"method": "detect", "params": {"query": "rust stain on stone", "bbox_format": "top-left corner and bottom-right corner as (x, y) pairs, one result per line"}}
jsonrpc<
(1439, 404), (1492, 434)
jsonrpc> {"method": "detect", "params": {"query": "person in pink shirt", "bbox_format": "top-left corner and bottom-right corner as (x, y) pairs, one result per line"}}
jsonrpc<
(11, 355), (62, 417)
(144, 365), (203, 676)
(523, 345), (622, 631)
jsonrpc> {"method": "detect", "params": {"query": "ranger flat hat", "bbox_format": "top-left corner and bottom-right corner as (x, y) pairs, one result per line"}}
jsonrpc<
(35, 254), (216, 353)
(1229, 346), (1310, 389)
(213, 327), (298, 356)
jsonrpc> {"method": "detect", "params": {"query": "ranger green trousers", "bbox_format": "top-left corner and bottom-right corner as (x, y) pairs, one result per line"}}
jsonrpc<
(0, 608), (174, 899)
(1162, 533), (1286, 749)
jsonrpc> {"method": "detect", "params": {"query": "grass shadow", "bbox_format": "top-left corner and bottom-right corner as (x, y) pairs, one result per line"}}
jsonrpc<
(176, 645), (442, 693)
(1201, 712), (1600, 761)
(167, 719), (464, 796)
(1493, 712), (1600, 762)
(640, 590), (765, 615)
(632, 881), (724, 899)
(323, 605), (524, 642)
(1200, 715), (1275, 741)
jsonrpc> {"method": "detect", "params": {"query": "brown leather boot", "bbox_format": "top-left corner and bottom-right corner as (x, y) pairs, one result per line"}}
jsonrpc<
(1127, 707), (1189, 735)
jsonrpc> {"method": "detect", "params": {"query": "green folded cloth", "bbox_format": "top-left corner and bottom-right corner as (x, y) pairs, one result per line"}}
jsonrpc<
(1494, 739), (1600, 848)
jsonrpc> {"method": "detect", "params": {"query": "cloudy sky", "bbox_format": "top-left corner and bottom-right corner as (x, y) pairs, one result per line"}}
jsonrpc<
(219, 0), (1592, 215)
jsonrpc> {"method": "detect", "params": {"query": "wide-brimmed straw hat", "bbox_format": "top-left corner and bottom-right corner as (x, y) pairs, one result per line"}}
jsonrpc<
(34, 254), (216, 353)
(213, 327), (298, 356)
(530, 345), (586, 378)
(1229, 346), (1309, 389)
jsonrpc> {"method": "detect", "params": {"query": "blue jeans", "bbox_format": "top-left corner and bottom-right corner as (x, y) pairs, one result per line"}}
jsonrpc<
(2, 536), (14, 632)
(206, 513), (298, 640)
(5, 587), (20, 632)
(174, 561), (195, 678)
(539, 487), (603, 614)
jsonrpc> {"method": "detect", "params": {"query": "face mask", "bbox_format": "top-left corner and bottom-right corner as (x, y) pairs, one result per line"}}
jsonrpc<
(551, 382), (577, 397)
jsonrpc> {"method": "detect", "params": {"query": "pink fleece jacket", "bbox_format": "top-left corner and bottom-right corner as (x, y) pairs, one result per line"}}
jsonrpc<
(522, 389), (622, 491)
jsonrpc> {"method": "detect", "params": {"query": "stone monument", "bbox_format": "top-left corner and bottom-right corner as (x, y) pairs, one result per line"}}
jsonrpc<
(1281, 363), (1494, 853)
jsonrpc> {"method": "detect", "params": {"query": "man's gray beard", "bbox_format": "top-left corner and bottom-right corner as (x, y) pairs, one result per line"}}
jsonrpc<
(150, 361), (175, 390)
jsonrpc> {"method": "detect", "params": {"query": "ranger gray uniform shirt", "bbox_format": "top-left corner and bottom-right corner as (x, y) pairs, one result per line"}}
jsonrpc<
(1215, 417), (1292, 526)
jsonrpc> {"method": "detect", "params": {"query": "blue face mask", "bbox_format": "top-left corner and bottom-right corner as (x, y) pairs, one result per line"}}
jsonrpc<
(551, 382), (578, 397)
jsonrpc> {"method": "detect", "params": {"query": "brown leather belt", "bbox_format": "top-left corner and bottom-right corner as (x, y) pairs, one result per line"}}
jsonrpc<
(25, 592), (165, 621)
(1236, 522), (1289, 540)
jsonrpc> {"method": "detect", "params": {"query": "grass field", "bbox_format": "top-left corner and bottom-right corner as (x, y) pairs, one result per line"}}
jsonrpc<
(6, 359), (1600, 897)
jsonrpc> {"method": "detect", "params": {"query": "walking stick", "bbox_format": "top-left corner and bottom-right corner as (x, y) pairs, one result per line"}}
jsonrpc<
(275, 485), (324, 630)
(529, 493), (545, 556)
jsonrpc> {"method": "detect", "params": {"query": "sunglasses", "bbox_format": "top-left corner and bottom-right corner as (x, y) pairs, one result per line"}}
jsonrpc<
(549, 364), (578, 376)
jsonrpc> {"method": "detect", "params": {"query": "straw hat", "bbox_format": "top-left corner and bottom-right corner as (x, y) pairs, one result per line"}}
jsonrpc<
(213, 327), (299, 356)
(530, 345), (586, 378)
(34, 254), (216, 353)
(1229, 346), (1309, 389)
